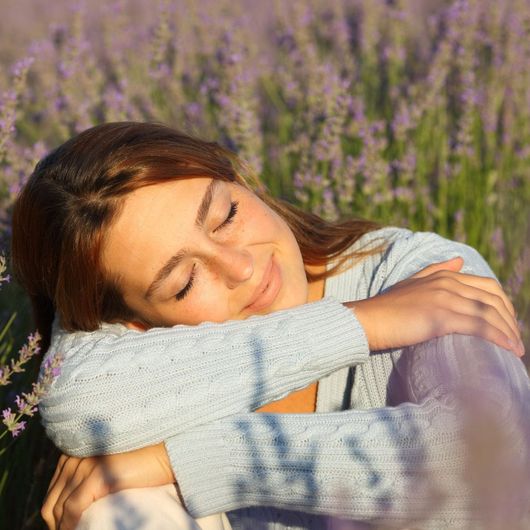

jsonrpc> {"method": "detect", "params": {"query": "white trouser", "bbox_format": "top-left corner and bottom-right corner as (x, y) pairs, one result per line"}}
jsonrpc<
(76, 483), (232, 530)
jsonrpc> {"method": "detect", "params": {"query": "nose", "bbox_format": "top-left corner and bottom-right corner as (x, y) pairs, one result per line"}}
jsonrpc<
(211, 246), (253, 288)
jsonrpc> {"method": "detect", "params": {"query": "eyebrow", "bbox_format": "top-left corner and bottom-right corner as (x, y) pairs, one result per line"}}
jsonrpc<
(144, 179), (219, 300)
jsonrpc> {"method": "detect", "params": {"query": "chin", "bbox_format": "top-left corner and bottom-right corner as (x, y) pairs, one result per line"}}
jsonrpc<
(274, 285), (308, 313)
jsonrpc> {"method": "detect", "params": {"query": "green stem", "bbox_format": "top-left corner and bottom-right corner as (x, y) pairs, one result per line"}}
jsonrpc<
(0, 313), (16, 344)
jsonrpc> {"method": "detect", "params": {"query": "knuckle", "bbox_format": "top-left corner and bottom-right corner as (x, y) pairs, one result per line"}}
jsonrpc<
(436, 276), (455, 289)
(492, 293), (505, 308)
(435, 318), (449, 335)
(431, 307), (449, 331)
(62, 458), (77, 473)
(485, 277), (500, 288)
(63, 496), (78, 516)
(432, 287), (450, 303)
(474, 316), (492, 335)
(76, 459), (87, 473)
(481, 301), (498, 316)
(486, 281), (502, 296)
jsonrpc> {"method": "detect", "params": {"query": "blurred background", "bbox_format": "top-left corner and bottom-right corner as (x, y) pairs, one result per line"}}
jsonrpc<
(0, 0), (529, 528)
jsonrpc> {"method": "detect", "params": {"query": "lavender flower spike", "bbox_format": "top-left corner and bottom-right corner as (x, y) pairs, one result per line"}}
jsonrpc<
(1, 350), (63, 443)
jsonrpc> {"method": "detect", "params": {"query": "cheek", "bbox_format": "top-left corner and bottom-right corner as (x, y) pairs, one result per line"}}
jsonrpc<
(260, 208), (308, 302)
(187, 285), (236, 323)
(156, 283), (235, 326)
(247, 200), (294, 245)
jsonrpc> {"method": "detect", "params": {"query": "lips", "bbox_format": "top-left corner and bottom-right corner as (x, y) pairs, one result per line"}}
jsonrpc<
(244, 255), (282, 312)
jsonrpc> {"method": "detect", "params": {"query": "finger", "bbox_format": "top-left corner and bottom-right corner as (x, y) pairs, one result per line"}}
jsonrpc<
(41, 492), (58, 530)
(441, 309), (520, 355)
(42, 456), (73, 530)
(449, 272), (517, 319)
(43, 459), (83, 530)
(433, 272), (519, 336)
(43, 456), (77, 509)
(41, 503), (55, 530)
(460, 289), (521, 352)
(53, 472), (85, 530)
(46, 454), (69, 496)
(53, 460), (91, 530)
(410, 257), (464, 279)
(444, 292), (522, 355)
(59, 479), (100, 530)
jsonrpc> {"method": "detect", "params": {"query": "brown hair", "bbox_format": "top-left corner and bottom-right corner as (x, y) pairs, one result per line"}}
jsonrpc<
(11, 121), (390, 350)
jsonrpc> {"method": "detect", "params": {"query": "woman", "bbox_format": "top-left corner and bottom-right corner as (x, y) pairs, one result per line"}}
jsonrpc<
(11, 122), (529, 530)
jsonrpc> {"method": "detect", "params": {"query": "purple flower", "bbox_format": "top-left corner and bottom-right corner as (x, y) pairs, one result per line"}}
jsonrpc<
(490, 227), (506, 262)
(10, 57), (34, 78)
(0, 330), (42, 386)
(15, 396), (25, 411)
(507, 247), (530, 299)
(10, 421), (26, 438)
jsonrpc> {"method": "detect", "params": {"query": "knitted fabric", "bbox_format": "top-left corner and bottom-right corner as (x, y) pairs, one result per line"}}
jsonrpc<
(40, 226), (530, 529)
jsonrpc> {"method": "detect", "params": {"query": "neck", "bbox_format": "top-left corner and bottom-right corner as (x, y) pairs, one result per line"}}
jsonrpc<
(305, 262), (327, 303)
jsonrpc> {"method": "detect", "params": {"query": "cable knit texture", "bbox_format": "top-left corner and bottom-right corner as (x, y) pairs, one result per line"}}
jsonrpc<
(39, 226), (530, 530)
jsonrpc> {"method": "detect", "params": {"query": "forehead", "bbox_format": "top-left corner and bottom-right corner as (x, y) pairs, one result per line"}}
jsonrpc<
(114, 177), (213, 235)
(101, 177), (216, 289)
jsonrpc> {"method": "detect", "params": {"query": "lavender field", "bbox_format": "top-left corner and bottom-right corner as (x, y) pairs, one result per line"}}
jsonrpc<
(1, 0), (529, 528)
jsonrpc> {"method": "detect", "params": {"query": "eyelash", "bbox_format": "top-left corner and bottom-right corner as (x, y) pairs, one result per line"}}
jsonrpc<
(175, 201), (239, 301)
(175, 263), (196, 301)
(213, 200), (239, 232)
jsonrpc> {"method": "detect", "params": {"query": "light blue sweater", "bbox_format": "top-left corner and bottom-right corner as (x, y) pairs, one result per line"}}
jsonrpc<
(40, 226), (530, 529)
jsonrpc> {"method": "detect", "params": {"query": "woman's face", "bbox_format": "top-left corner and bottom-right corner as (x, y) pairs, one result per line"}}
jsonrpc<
(101, 177), (312, 327)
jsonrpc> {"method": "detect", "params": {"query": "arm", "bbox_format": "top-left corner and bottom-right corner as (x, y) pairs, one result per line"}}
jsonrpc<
(163, 229), (530, 525)
(40, 297), (370, 455)
(42, 227), (527, 528)
(41, 225), (521, 457)
(171, 338), (529, 527)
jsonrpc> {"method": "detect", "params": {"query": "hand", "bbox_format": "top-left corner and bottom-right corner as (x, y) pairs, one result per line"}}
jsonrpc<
(41, 443), (175, 530)
(348, 257), (524, 356)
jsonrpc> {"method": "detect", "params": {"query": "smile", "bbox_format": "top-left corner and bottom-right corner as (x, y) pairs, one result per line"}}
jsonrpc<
(244, 255), (282, 312)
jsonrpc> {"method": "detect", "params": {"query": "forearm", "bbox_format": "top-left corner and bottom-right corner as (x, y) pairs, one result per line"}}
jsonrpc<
(40, 297), (370, 455)
(169, 229), (529, 524)
(41, 226), (517, 457)
(167, 334), (530, 527)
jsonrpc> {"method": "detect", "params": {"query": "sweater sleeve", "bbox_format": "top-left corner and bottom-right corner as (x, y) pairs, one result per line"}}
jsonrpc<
(39, 297), (370, 455)
(170, 341), (529, 527)
(164, 229), (530, 526)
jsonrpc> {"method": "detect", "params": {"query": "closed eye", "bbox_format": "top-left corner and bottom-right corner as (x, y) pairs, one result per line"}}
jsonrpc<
(214, 200), (239, 232)
(175, 200), (240, 301)
(175, 263), (196, 301)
